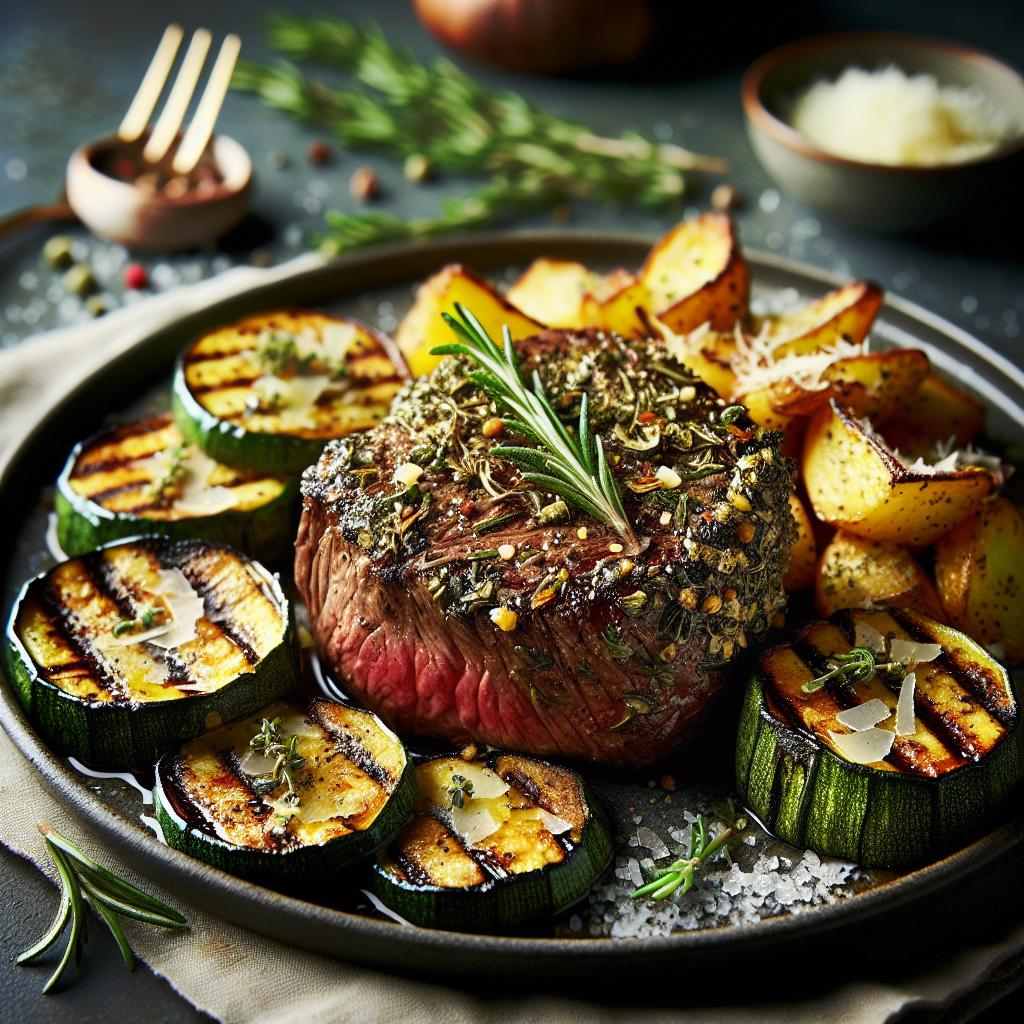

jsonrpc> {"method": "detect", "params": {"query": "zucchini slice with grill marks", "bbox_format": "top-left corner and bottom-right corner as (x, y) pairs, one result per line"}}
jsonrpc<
(371, 754), (612, 929)
(4, 539), (297, 768)
(55, 415), (298, 566)
(173, 311), (409, 475)
(736, 607), (1022, 869)
(153, 699), (416, 882)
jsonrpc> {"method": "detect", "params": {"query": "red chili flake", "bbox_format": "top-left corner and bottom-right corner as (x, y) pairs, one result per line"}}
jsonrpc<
(123, 263), (148, 290)
(637, 411), (657, 424)
(307, 140), (333, 166)
(459, 499), (477, 517)
(727, 424), (753, 440)
(701, 510), (715, 523)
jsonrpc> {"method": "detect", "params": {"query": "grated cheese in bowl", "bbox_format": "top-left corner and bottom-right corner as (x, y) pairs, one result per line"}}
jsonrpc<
(790, 65), (1016, 166)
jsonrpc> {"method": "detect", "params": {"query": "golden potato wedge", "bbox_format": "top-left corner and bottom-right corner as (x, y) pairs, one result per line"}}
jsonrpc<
(580, 268), (651, 338)
(878, 371), (986, 458)
(822, 348), (930, 419)
(762, 281), (883, 358)
(506, 258), (601, 330)
(784, 493), (818, 592)
(396, 264), (543, 377)
(815, 530), (944, 619)
(935, 496), (1024, 665)
(802, 400), (994, 546)
(663, 328), (738, 398)
(640, 213), (749, 333)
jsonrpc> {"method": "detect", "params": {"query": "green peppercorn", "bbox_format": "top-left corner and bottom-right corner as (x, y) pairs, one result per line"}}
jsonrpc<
(63, 264), (97, 296)
(43, 235), (74, 269)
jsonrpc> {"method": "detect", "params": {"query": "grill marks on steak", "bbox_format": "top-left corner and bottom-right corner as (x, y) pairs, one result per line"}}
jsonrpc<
(297, 328), (793, 765)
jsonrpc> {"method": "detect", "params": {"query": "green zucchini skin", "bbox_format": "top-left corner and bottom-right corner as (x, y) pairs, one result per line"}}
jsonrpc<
(55, 446), (299, 569)
(152, 704), (418, 884)
(735, 660), (1023, 871)
(371, 798), (612, 930)
(4, 540), (299, 770)
(172, 371), (328, 477)
(370, 755), (613, 930)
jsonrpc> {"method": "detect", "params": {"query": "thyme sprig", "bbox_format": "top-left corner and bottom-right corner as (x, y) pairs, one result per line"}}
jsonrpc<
(232, 14), (726, 254)
(801, 646), (906, 694)
(446, 774), (475, 810)
(632, 816), (738, 902)
(433, 304), (636, 544)
(249, 717), (306, 805)
(17, 824), (187, 993)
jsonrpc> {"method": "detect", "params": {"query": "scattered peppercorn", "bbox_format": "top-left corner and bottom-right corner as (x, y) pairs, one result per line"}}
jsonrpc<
(350, 166), (380, 202)
(481, 416), (505, 438)
(63, 264), (96, 296)
(84, 295), (108, 317)
(123, 263), (148, 290)
(659, 773), (676, 792)
(43, 235), (74, 269)
(307, 140), (333, 165)
(403, 153), (433, 183)
(711, 183), (742, 212)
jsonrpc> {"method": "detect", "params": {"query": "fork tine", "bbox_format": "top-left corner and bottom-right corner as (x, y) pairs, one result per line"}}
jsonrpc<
(172, 34), (241, 176)
(143, 28), (212, 166)
(118, 24), (184, 143)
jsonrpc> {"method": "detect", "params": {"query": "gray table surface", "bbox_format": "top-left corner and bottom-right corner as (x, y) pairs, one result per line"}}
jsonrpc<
(0, 1), (1022, 1021)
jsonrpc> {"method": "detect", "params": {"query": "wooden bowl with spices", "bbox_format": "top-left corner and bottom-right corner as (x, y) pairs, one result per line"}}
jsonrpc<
(742, 33), (1024, 231)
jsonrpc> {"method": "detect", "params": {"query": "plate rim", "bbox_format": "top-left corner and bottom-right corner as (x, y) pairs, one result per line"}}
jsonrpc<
(1, 229), (1021, 974)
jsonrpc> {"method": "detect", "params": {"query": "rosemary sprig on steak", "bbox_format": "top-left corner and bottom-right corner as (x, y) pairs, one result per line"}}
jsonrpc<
(433, 304), (635, 544)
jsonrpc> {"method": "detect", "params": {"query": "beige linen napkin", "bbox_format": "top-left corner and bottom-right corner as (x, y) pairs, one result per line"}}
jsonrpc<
(1, 263), (1022, 1023)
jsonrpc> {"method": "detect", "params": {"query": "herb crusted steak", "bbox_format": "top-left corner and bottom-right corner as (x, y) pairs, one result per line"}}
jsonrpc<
(295, 328), (793, 766)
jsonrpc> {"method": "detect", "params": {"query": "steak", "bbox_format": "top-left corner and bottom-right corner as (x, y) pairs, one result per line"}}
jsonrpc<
(295, 328), (792, 766)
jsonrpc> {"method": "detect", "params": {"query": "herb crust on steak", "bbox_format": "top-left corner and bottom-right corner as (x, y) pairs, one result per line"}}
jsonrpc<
(296, 328), (793, 765)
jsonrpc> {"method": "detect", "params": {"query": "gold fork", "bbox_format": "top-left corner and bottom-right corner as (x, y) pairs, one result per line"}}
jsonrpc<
(0, 25), (242, 241)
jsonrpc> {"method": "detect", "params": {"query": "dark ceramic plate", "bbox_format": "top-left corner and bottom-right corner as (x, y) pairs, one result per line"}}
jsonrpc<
(1, 232), (1022, 980)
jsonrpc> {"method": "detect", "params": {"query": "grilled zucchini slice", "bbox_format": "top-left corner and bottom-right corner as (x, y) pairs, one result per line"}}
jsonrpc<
(173, 311), (408, 475)
(56, 415), (298, 566)
(153, 699), (416, 882)
(4, 539), (297, 768)
(371, 754), (612, 929)
(736, 607), (1022, 869)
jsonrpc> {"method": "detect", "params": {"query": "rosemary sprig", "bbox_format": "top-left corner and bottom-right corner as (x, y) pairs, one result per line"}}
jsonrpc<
(249, 717), (306, 805)
(632, 816), (738, 902)
(801, 646), (906, 694)
(433, 304), (635, 544)
(232, 15), (726, 254)
(17, 824), (187, 994)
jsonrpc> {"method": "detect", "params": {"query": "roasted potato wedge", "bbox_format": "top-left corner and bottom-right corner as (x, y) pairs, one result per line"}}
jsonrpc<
(802, 400), (994, 546)
(396, 264), (543, 377)
(879, 371), (986, 458)
(664, 328), (738, 399)
(506, 258), (601, 330)
(784, 493), (817, 592)
(822, 348), (930, 419)
(640, 213), (749, 333)
(761, 281), (883, 358)
(815, 530), (944, 619)
(580, 268), (650, 338)
(935, 496), (1024, 665)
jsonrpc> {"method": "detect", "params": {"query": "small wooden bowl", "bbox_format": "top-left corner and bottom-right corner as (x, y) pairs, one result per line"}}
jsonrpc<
(66, 133), (252, 251)
(742, 33), (1024, 232)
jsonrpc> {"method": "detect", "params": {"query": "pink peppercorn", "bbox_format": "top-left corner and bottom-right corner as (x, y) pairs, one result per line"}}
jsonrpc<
(123, 263), (148, 290)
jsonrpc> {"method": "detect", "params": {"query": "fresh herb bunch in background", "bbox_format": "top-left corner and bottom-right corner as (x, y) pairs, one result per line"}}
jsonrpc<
(232, 14), (726, 254)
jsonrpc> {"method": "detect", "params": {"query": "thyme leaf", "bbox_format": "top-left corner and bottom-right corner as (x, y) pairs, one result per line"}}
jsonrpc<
(632, 816), (739, 902)
(446, 773), (474, 810)
(16, 824), (187, 993)
(249, 717), (306, 805)
(434, 304), (636, 544)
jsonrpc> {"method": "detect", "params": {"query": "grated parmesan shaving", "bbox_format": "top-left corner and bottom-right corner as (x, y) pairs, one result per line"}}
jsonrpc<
(853, 620), (887, 654)
(889, 639), (942, 666)
(829, 727), (895, 765)
(896, 672), (917, 736)
(836, 699), (890, 732)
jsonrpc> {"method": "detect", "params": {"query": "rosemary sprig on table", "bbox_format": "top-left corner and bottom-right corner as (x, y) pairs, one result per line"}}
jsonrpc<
(17, 824), (187, 994)
(433, 304), (636, 545)
(801, 646), (906, 694)
(249, 716), (306, 805)
(632, 816), (738, 902)
(232, 14), (726, 253)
